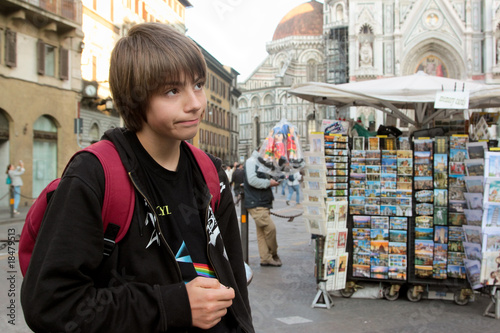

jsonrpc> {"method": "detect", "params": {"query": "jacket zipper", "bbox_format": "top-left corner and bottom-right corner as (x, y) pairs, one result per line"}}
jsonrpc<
(204, 194), (248, 333)
(128, 172), (183, 281)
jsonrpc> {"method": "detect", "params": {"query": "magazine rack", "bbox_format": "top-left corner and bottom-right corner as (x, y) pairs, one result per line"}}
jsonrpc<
(483, 287), (500, 319)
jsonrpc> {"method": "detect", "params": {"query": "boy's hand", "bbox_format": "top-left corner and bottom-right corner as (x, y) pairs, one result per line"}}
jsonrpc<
(269, 179), (280, 187)
(186, 277), (235, 329)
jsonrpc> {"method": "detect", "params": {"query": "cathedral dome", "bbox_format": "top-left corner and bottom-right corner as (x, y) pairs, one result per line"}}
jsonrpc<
(272, 0), (323, 41)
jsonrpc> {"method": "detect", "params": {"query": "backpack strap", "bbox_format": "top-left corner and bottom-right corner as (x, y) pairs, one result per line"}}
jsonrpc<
(185, 142), (221, 211)
(81, 140), (135, 253)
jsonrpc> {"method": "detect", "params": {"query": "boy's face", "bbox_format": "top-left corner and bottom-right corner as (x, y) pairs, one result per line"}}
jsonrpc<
(142, 74), (206, 142)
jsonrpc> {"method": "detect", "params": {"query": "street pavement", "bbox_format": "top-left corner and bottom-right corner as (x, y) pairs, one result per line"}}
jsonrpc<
(0, 193), (499, 332)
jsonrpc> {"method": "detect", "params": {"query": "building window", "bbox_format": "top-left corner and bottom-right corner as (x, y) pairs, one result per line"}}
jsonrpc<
(307, 59), (317, 81)
(37, 40), (56, 77)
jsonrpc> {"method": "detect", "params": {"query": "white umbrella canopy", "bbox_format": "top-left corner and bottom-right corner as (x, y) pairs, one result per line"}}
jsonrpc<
(289, 71), (500, 128)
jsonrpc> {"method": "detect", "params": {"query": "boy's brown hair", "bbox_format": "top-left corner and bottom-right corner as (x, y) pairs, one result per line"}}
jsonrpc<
(109, 22), (207, 132)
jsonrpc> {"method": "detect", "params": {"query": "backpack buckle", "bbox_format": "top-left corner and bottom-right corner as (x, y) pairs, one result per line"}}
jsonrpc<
(103, 238), (116, 257)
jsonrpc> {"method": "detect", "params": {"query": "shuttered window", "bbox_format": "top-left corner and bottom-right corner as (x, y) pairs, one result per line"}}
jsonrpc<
(59, 47), (69, 80)
(5, 29), (17, 68)
(37, 39), (45, 75)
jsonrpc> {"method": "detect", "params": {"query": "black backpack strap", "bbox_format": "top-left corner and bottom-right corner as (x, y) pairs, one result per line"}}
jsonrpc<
(103, 223), (121, 257)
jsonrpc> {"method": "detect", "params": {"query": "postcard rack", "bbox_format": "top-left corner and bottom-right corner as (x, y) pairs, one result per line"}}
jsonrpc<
(343, 136), (413, 300)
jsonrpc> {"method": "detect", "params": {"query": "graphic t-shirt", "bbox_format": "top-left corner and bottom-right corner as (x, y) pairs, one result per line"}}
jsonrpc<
(129, 135), (215, 282)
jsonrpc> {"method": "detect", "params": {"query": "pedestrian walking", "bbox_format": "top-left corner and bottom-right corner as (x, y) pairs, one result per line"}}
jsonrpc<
(285, 171), (302, 206)
(244, 149), (282, 267)
(231, 163), (244, 203)
(6, 160), (24, 214)
(21, 22), (254, 333)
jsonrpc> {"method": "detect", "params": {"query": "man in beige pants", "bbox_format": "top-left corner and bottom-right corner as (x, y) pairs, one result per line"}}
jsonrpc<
(244, 149), (281, 267)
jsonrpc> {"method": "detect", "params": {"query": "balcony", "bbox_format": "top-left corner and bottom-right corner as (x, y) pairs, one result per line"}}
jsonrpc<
(1, 0), (82, 28)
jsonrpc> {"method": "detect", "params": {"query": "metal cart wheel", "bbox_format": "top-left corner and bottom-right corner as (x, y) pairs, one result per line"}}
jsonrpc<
(407, 285), (423, 302)
(340, 288), (355, 298)
(383, 286), (400, 301)
(453, 289), (470, 306)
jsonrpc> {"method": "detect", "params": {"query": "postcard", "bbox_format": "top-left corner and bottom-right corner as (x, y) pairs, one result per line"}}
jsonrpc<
(381, 138), (397, 151)
(447, 265), (466, 279)
(434, 172), (448, 189)
(463, 242), (482, 261)
(486, 151), (500, 178)
(434, 154), (448, 172)
(449, 200), (467, 213)
(397, 150), (413, 159)
(398, 137), (411, 150)
(414, 151), (432, 164)
(482, 231), (500, 252)
(353, 240), (371, 255)
(352, 136), (365, 150)
(371, 240), (389, 254)
(353, 215), (371, 228)
(450, 148), (468, 162)
(416, 203), (433, 216)
(415, 176), (433, 190)
(371, 229), (389, 241)
(415, 265), (433, 278)
(486, 179), (500, 203)
(467, 141), (487, 159)
(368, 137), (380, 151)
(463, 259), (483, 289)
(480, 252), (500, 285)
(450, 161), (465, 176)
(381, 150), (397, 159)
(390, 230), (407, 243)
(434, 189), (448, 207)
(414, 139), (433, 152)
(415, 164), (433, 177)
(449, 186), (465, 201)
(352, 228), (371, 240)
(449, 213), (466, 226)
(433, 262), (448, 279)
(448, 240), (464, 252)
(449, 226), (465, 241)
(415, 215), (433, 228)
(464, 192), (483, 210)
(371, 216), (389, 229)
(415, 227), (434, 240)
(462, 225), (482, 244)
(434, 226), (449, 243)
(352, 264), (370, 278)
(303, 216), (325, 235)
(434, 207), (447, 225)
(463, 209), (483, 226)
(464, 176), (484, 193)
(390, 217), (407, 230)
(389, 242), (407, 256)
(465, 158), (485, 176)
(450, 135), (469, 149)
(449, 175), (466, 188)
(434, 136), (448, 154)
(483, 204), (500, 228)
(448, 252), (466, 266)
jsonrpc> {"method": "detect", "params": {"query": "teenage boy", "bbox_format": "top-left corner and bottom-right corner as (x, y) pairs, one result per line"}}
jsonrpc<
(21, 22), (254, 333)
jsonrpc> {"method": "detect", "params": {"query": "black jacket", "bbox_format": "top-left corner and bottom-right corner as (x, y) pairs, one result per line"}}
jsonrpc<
(243, 151), (274, 210)
(21, 128), (254, 333)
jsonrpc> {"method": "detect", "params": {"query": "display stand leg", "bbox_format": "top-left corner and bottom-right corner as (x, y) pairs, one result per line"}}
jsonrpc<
(483, 287), (500, 319)
(311, 281), (334, 309)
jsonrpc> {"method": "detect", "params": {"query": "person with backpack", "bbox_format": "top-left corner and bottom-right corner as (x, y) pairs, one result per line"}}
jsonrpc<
(285, 171), (302, 206)
(6, 160), (24, 214)
(21, 22), (254, 333)
(244, 149), (281, 267)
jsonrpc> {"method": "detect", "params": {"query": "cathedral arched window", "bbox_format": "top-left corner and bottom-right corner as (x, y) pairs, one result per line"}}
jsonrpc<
(307, 59), (318, 82)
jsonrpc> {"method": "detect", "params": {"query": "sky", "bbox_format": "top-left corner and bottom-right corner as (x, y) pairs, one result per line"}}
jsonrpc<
(185, 0), (315, 82)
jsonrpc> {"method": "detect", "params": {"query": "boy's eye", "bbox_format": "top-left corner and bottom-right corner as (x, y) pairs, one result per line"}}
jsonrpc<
(194, 82), (205, 90)
(166, 89), (178, 96)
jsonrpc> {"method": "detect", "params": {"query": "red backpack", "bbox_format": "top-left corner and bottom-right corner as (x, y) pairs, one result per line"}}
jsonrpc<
(19, 139), (220, 276)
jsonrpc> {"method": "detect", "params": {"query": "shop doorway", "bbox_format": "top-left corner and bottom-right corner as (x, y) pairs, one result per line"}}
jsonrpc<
(33, 115), (57, 198)
(0, 110), (10, 208)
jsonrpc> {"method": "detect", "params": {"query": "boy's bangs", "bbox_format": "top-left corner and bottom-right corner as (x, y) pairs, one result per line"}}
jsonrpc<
(152, 46), (206, 91)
